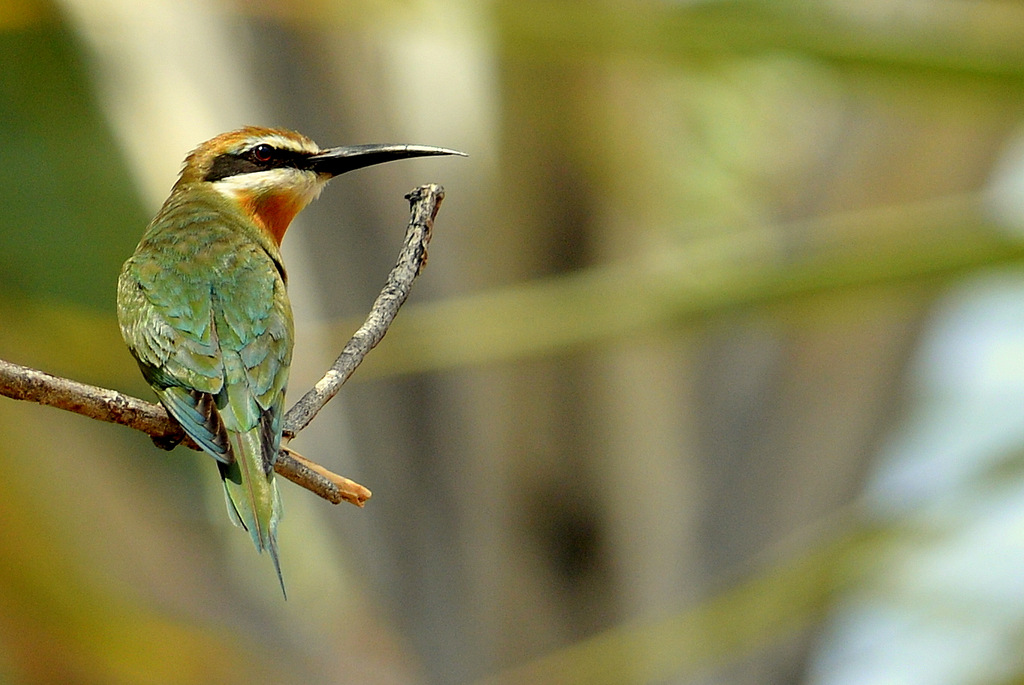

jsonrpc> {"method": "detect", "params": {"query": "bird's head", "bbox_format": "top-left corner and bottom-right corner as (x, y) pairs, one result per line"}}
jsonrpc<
(174, 126), (463, 245)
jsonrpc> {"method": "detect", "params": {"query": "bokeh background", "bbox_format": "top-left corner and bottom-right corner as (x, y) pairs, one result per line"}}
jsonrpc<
(5, 1), (1024, 684)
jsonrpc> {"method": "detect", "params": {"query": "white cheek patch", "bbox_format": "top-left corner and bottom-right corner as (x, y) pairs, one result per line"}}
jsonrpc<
(212, 168), (327, 208)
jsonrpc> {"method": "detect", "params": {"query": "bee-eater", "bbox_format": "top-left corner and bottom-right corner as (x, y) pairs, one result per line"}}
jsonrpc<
(117, 126), (461, 595)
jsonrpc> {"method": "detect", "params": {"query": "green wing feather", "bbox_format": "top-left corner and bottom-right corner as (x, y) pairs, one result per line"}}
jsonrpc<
(117, 188), (293, 595)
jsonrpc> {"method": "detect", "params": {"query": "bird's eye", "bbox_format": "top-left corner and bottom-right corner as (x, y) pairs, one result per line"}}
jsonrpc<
(251, 144), (274, 162)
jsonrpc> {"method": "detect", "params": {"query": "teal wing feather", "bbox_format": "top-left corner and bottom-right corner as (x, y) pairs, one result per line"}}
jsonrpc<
(117, 252), (231, 461)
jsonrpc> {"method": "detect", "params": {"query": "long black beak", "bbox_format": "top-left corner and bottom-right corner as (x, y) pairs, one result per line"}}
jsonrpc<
(307, 144), (466, 177)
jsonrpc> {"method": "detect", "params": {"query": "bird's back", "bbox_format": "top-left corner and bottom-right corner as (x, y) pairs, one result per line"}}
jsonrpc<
(117, 183), (293, 592)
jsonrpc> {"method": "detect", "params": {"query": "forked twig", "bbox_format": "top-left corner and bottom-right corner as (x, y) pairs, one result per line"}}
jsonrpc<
(283, 184), (444, 438)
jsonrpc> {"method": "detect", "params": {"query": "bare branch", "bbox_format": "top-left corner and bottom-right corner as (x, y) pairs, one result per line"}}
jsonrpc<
(0, 357), (184, 441)
(0, 358), (362, 502)
(283, 183), (445, 438)
(0, 184), (447, 507)
(279, 447), (371, 506)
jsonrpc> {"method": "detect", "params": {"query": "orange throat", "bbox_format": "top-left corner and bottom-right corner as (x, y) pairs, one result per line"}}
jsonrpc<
(245, 192), (305, 245)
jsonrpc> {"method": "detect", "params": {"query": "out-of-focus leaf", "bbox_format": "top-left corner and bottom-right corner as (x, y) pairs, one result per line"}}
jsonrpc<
(0, 19), (147, 310)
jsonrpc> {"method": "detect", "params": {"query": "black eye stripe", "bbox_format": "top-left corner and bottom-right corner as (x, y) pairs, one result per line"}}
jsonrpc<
(246, 145), (306, 167)
(204, 154), (262, 182)
(203, 148), (310, 182)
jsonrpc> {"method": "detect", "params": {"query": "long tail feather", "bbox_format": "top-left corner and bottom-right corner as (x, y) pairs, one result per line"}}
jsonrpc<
(219, 426), (285, 598)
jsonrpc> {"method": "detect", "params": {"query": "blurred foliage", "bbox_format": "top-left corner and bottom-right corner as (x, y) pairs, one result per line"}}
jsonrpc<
(360, 196), (1024, 377)
(476, 514), (895, 685)
(0, 17), (148, 310)
(4, 1), (1024, 684)
(498, 0), (1024, 79)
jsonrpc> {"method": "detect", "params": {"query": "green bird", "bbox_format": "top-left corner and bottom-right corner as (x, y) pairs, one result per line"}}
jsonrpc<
(117, 126), (461, 595)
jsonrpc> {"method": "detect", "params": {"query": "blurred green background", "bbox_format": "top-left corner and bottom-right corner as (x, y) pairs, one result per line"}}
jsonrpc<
(5, 1), (1024, 683)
